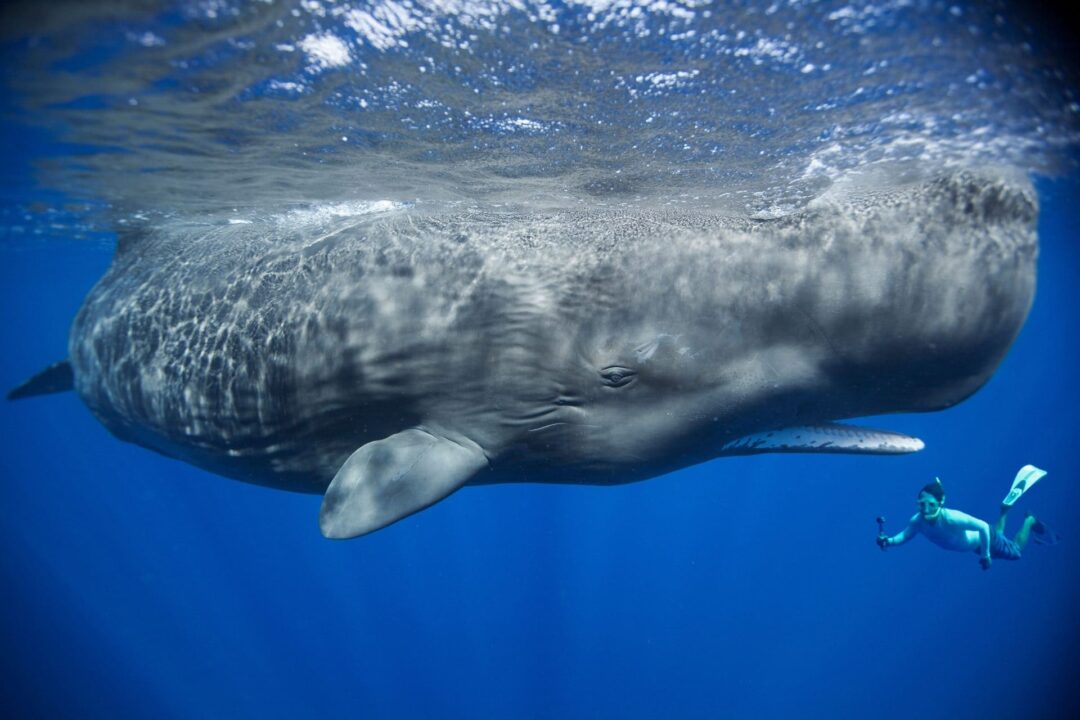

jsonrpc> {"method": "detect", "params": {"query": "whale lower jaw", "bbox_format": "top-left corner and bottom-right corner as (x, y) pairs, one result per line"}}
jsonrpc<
(718, 422), (924, 456)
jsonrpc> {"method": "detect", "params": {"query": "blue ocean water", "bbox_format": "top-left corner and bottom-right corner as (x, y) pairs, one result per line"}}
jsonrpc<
(2, 2), (1079, 718)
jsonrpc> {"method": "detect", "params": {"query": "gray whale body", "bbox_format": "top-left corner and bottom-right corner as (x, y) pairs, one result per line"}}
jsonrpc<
(19, 171), (1039, 538)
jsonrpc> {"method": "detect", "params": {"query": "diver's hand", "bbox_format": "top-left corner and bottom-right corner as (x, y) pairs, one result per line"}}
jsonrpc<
(979, 556), (992, 571)
(876, 534), (889, 551)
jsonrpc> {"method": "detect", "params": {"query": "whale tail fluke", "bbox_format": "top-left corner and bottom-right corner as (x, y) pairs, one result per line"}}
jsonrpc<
(7, 360), (74, 401)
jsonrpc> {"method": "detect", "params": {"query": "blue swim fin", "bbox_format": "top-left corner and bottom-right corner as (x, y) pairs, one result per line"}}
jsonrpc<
(1031, 518), (1061, 547)
(1002, 465), (1047, 507)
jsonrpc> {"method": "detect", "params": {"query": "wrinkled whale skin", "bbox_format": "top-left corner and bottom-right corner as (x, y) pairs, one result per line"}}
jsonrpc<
(67, 171), (1036, 510)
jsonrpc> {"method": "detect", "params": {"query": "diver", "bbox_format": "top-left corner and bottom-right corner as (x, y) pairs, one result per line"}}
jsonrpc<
(876, 466), (1058, 570)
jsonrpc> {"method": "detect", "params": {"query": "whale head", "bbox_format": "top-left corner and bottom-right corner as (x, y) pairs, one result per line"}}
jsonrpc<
(463, 171), (1037, 483)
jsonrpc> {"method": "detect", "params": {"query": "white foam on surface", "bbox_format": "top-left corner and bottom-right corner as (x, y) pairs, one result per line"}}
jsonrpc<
(278, 200), (407, 226)
(299, 32), (352, 71)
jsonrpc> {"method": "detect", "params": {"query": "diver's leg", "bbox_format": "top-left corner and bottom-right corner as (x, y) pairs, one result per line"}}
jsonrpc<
(1014, 514), (1037, 552)
(994, 504), (1010, 536)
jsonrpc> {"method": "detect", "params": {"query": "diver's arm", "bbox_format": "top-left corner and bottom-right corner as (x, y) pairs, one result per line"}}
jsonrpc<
(882, 516), (919, 547)
(950, 511), (993, 567)
(977, 519), (991, 561)
(977, 519), (993, 569)
(976, 518), (989, 561)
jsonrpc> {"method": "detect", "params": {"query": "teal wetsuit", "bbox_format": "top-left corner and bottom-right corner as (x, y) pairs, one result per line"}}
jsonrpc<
(885, 508), (1021, 561)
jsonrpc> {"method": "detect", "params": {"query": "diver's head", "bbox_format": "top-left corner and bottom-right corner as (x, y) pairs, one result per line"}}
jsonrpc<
(917, 479), (945, 520)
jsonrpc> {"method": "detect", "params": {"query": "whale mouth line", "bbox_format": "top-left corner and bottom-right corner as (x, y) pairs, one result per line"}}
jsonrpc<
(528, 422), (600, 433)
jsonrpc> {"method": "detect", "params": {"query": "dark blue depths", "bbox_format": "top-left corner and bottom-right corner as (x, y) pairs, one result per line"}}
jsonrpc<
(2, 150), (1079, 720)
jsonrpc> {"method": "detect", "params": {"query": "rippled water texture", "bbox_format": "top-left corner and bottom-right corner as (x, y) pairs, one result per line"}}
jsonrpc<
(2, 0), (1078, 231)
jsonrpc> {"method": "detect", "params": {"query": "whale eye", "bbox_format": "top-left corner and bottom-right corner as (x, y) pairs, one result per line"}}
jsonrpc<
(600, 366), (636, 388)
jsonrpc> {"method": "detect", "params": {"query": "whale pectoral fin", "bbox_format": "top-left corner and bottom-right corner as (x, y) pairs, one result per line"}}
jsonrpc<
(319, 429), (488, 539)
(719, 423), (924, 456)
